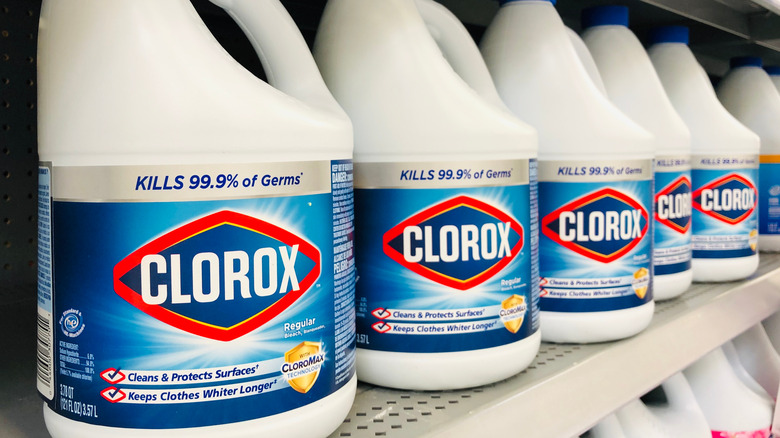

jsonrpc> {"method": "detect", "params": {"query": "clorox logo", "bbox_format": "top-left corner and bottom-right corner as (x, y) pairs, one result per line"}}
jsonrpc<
(692, 174), (756, 224)
(542, 188), (649, 263)
(113, 211), (321, 342)
(655, 176), (692, 233)
(383, 196), (523, 290)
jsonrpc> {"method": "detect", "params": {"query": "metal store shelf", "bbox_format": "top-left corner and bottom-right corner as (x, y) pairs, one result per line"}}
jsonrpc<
(437, 0), (780, 74)
(440, 0), (777, 40)
(5, 259), (780, 438)
(329, 254), (780, 438)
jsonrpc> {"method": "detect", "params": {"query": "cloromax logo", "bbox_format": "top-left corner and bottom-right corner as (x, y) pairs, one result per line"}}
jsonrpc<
(383, 196), (523, 290)
(655, 176), (692, 233)
(113, 210), (321, 342)
(692, 174), (756, 224)
(542, 188), (649, 263)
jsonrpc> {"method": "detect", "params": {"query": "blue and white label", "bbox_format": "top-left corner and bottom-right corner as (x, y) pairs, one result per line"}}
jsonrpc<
(691, 155), (758, 258)
(37, 165), (55, 400)
(654, 156), (692, 275)
(538, 159), (653, 313)
(36, 160), (355, 428)
(759, 156), (780, 235)
(353, 159), (539, 353)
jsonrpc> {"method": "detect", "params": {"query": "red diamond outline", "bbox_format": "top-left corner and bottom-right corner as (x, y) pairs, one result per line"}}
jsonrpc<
(113, 210), (321, 342)
(541, 188), (649, 264)
(372, 321), (392, 333)
(100, 368), (126, 384)
(655, 175), (692, 234)
(100, 387), (126, 403)
(371, 308), (392, 320)
(382, 196), (523, 291)
(691, 174), (756, 225)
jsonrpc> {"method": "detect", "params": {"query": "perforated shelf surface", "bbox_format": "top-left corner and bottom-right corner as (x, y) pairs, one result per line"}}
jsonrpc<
(4, 257), (779, 437)
(328, 254), (780, 438)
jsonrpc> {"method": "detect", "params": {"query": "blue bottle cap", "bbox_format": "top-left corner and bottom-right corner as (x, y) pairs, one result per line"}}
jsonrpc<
(581, 5), (629, 29)
(730, 56), (762, 69)
(499, 0), (557, 6)
(647, 26), (689, 46)
(765, 66), (780, 76)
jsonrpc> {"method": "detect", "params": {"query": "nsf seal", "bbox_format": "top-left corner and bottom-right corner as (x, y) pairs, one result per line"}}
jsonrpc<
(60, 309), (85, 338)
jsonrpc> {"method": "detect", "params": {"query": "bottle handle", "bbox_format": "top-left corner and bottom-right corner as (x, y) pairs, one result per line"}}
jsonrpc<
(723, 340), (773, 398)
(589, 413), (626, 438)
(209, 0), (344, 114)
(413, 0), (506, 107)
(565, 26), (608, 95)
(733, 324), (780, 400)
(659, 372), (703, 411)
(764, 312), (780, 355)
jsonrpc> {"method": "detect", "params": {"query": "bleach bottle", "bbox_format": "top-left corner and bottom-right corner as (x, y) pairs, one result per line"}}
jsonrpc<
(589, 414), (628, 438)
(481, 0), (655, 343)
(641, 373), (711, 437)
(614, 399), (678, 438)
(314, 0), (540, 389)
(717, 57), (780, 252)
(589, 401), (679, 438)
(566, 27), (608, 95)
(764, 312), (780, 355)
(648, 27), (760, 281)
(722, 341), (774, 401)
(684, 347), (773, 437)
(36, 0), (356, 436)
(581, 6), (693, 300)
(590, 374), (710, 438)
(729, 325), (780, 400)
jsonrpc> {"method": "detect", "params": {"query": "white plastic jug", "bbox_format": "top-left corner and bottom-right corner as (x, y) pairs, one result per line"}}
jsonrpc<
(481, 0), (655, 343)
(616, 399), (678, 437)
(314, 0), (540, 390)
(37, 1), (355, 436)
(648, 26), (760, 282)
(589, 413), (628, 438)
(717, 57), (780, 252)
(581, 6), (693, 301)
(684, 347), (773, 437)
(642, 373), (711, 437)
(723, 341), (774, 402)
(729, 325), (780, 400)
(566, 27), (608, 95)
(590, 374), (710, 438)
(764, 312), (780, 355)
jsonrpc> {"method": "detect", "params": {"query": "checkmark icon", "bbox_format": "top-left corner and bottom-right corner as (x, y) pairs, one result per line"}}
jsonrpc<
(539, 278), (548, 286)
(100, 368), (126, 384)
(100, 387), (126, 403)
(540, 289), (549, 297)
(371, 308), (391, 319)
(371, 321), (392, 334)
